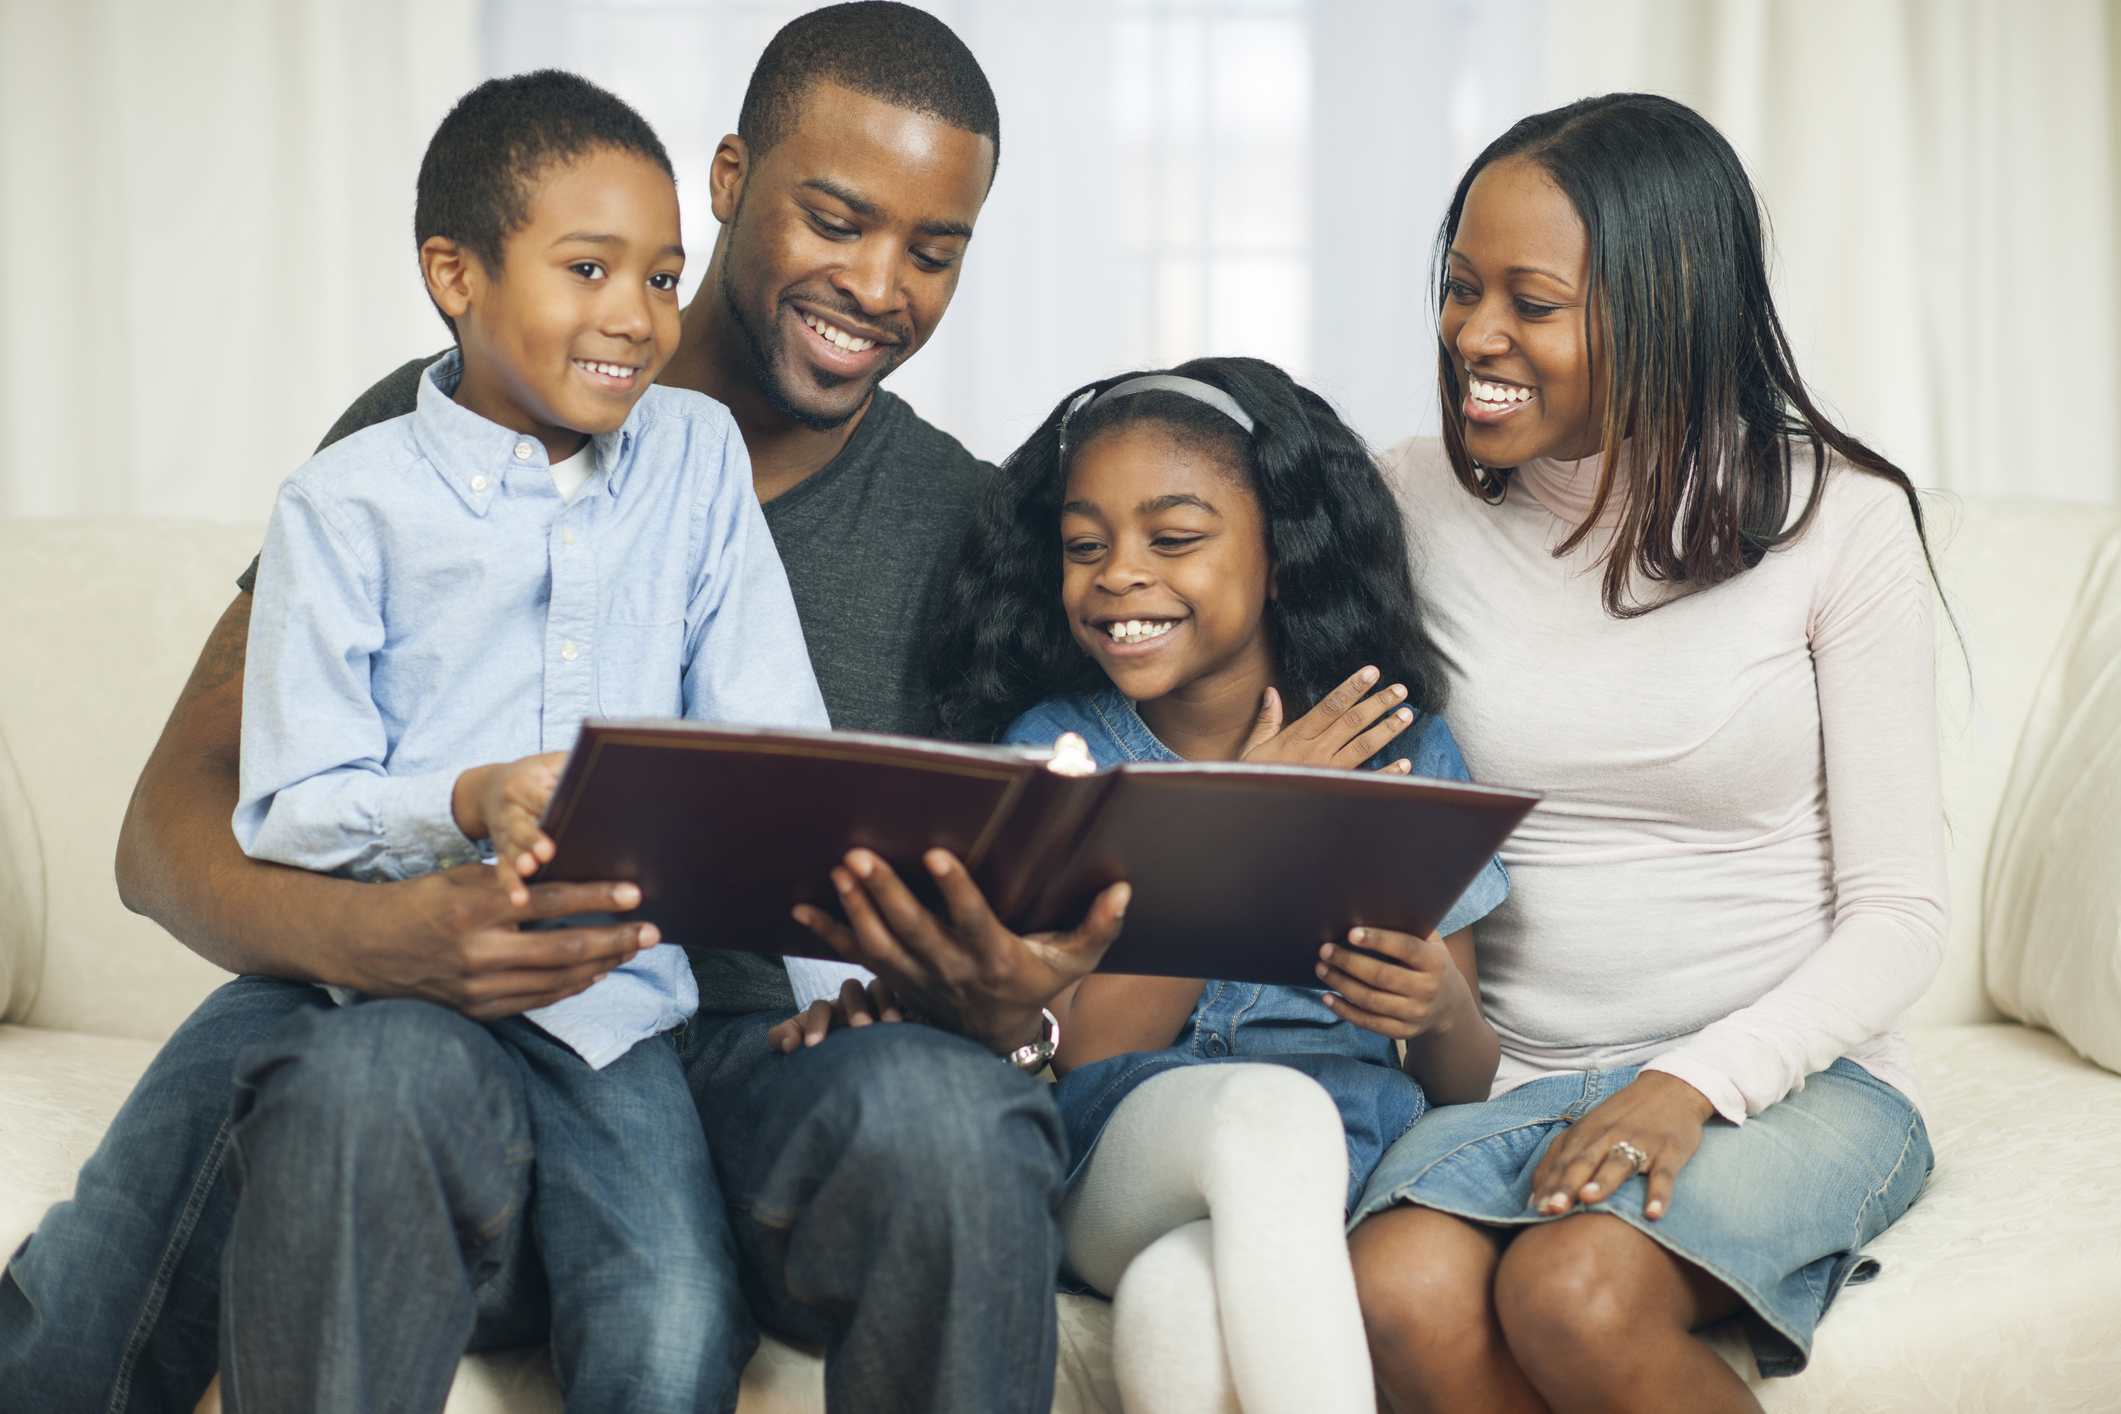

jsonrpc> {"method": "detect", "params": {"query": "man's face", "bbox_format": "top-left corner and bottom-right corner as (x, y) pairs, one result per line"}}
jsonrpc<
(434, 147), (686, 444)
(712, 82), (995, 430)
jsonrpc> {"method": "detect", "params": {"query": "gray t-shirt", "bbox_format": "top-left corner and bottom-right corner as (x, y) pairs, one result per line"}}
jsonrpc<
(244, 353), (995, 1011)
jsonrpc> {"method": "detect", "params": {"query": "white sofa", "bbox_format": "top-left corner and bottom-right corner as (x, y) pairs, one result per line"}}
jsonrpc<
(2, 504), (2119, 1413)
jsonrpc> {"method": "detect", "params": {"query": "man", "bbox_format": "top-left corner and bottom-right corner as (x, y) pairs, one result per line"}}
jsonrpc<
(0, 7), (1117, 1412)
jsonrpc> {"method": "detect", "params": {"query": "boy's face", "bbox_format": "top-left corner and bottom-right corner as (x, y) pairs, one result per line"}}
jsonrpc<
(425, 147), (685, 454)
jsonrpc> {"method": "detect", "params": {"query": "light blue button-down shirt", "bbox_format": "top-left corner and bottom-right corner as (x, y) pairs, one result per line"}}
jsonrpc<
(237, 351), (830, 1066)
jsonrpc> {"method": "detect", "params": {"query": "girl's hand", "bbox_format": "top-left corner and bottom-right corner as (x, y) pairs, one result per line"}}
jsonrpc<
(1528, 1072), (1717, 1221)
(767, 976), (906, 1053)
(1241, 666), (1417, 773)
(1315, 927), (1458, 1038)
(452, 753), (568, 906)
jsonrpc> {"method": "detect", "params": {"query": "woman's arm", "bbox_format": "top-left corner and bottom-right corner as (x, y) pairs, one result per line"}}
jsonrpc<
(1641, 475), (1949, 1123)
(114, 593), (656, 1016)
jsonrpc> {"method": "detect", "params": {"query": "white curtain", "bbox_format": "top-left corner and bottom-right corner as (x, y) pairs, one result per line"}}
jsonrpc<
(2, 0), (2114, 519)
(0, 0), (476, 521)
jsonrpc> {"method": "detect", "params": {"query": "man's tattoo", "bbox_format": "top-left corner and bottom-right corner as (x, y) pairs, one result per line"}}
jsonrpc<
(172, 596), (252, 718)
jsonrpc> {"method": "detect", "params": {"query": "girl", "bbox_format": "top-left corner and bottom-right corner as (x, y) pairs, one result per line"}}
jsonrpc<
(1348, 94), (1943, 1414)
(931, 356), (1512, 1414)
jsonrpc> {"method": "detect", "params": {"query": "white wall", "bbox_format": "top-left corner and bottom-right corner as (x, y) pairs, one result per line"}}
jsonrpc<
(3, 0), (2115, 520)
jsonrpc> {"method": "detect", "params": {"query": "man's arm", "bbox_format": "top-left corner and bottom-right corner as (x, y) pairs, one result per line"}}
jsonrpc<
(115, 593), (655, 1017)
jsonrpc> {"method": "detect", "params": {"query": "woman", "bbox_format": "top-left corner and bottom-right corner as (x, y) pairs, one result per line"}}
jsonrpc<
(1348, 93), (1943, 1414)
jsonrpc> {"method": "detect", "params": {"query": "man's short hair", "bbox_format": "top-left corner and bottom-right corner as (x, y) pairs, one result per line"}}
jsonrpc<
(738, 3), (999, 177)
(416, 69), (674, 285)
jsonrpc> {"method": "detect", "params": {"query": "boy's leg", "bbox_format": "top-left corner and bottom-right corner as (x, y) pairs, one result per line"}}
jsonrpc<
(685, 1011), (1069, 1414)
(0, 975), (327, 1414)
(497, 1020), (754, 1414)
(219, 998), (544, 1414)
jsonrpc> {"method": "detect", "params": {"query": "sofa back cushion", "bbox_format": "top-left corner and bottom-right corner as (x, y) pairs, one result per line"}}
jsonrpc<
(1985, 524), (2121, 1072)
(0, 520), (263, 1040)
(1921, 498), (2121, 1026)
(0, 722), (45, 1022)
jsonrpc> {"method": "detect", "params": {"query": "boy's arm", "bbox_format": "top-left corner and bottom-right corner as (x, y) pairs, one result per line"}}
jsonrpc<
(115, 592), (653, 1014)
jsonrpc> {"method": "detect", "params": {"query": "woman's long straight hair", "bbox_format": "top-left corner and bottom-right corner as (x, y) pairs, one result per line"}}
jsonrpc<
(1437, 93), (1935, 615)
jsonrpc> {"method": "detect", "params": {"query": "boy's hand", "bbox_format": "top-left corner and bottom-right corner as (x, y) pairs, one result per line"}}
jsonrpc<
(1242, 666), (1416, 774)
(1314, 927), (1462, 1039)
(452, 752), (568, 906)
(766, 976), (907, 1053)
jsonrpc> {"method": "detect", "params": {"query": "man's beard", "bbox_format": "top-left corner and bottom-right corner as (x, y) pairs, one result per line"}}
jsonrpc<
(719, 260), (901, 433)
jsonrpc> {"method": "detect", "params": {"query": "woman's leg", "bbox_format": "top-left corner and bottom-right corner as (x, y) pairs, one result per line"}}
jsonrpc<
(1060, 1064), (1372, 1414)
(1350, 1204), (1543, 1414)
(1497, 1213), (1754, 1414)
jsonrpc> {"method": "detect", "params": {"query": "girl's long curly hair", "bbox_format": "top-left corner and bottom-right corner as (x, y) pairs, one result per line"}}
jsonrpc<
(931, 355), (1451, 744)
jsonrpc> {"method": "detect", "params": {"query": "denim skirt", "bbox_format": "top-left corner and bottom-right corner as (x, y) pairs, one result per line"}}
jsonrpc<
(1347, 1057), (1933, 1377)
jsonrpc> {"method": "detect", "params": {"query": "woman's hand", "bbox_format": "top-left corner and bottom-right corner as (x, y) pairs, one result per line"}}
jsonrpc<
(1242, 666), (1417, 773)
(452, 752), (568, 905)
(766, 975), (907, 1053)
(1529, 1071), (1718, 1220)
(1316, 927), (1460, 1038)
(793, 848), (1130, 1057)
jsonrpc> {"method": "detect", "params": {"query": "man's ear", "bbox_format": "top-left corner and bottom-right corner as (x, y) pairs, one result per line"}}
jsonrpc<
(421, 236), (480, 324)
(708, 134), (750, 226)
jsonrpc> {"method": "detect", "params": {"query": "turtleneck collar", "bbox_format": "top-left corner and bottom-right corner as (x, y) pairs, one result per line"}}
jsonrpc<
(1510, 446), (1628, 530)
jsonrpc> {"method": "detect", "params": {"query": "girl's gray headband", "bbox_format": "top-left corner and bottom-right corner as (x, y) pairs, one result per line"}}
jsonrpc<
(1058, 374), (1256, 461)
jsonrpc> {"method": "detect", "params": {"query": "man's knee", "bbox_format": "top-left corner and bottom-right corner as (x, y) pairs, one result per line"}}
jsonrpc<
(803, 1024), (1064, 1204)
(233, 1000), (519, 1161)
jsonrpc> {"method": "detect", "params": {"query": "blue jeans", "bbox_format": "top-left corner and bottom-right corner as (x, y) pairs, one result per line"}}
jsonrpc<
(0, 976), (318, 1414)
(682, 1011), (1070, 1414)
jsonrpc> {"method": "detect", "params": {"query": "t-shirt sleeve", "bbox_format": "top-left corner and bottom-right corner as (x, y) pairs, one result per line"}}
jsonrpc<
(238, 352), (444, 593)
(1412, 714), (1511, 937)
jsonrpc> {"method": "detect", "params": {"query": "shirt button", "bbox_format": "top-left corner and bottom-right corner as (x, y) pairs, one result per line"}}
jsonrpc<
(561, 641), (579, 661)
(470, 475), (487, 492)
(562, 528), (575, 547)
(514, 441), (533, 461)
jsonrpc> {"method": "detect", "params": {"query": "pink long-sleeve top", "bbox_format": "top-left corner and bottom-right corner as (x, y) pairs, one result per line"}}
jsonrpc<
(1378, 436), (1948, 1125)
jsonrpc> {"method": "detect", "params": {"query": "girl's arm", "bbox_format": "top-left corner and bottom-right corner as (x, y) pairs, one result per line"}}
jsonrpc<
(1318, 926), (1500, 1105)
(1050, 975), (1207, 1076)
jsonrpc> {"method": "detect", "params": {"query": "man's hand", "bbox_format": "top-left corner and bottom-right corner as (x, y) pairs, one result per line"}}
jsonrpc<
(765, 975), (906, 1053)
(347, 866), (658, 1019)
(792, 848), (1130, 1056)
(1241, 666), (1416, 773)
(452, 752), (567, 905)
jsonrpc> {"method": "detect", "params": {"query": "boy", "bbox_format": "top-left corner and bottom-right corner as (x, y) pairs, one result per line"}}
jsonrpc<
(234, 71), (825, 1411)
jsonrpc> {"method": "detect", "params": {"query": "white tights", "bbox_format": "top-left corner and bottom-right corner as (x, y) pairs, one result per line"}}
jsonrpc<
(1058, 1064), (1375, 1414)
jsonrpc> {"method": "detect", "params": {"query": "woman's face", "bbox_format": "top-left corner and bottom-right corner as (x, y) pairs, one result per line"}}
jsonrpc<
(1059, 423), (1276, 706)
(1442, 155), (1603, 467)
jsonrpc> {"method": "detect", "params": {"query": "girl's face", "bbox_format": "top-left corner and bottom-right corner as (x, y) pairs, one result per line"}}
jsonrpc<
(1442, 155), (1604, 467)
(1059, 423), (1276, 706)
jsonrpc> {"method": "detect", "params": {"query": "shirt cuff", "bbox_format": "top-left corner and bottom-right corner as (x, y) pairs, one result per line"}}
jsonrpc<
(1640, 1055), (1750, 1128)
(373, 769), (482, 880)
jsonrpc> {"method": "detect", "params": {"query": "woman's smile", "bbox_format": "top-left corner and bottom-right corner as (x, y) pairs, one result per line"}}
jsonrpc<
(1463, 373), (1537, 425)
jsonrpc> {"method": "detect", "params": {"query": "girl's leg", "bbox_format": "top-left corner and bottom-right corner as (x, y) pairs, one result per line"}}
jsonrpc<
(1350, 1205), (1544, 1414)
(1498, 1213), (1753, 1414)
(1060, 1064), (1372, 1414)
(1109, 1222), (1237, 1414)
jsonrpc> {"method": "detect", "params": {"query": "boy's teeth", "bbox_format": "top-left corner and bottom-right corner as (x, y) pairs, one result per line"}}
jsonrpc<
(801, 310), (877, 353)
(1106, 619), (1178, 644)
(575, 360), (636, 379)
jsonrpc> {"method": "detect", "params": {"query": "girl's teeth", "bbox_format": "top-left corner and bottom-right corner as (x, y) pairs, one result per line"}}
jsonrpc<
(1107, 619), (1177, 644)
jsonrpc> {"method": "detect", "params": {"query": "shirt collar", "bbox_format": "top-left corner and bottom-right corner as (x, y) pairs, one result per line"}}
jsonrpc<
(412, 350), (642, 515)
(1085, 685), (1179, 764)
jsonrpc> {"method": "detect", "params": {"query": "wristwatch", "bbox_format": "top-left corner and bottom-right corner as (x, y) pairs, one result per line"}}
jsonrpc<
(1004, 1007), (1061, 1074)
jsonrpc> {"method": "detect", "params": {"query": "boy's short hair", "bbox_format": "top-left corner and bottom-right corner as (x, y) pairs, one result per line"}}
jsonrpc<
(416, 70), (674, 331)
(739, 3), (999, 179)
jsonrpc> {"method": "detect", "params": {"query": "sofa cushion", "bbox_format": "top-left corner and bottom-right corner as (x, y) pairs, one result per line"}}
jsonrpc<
(0, 723), (43, 1024)
(1984, 526), (2121, 1074)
